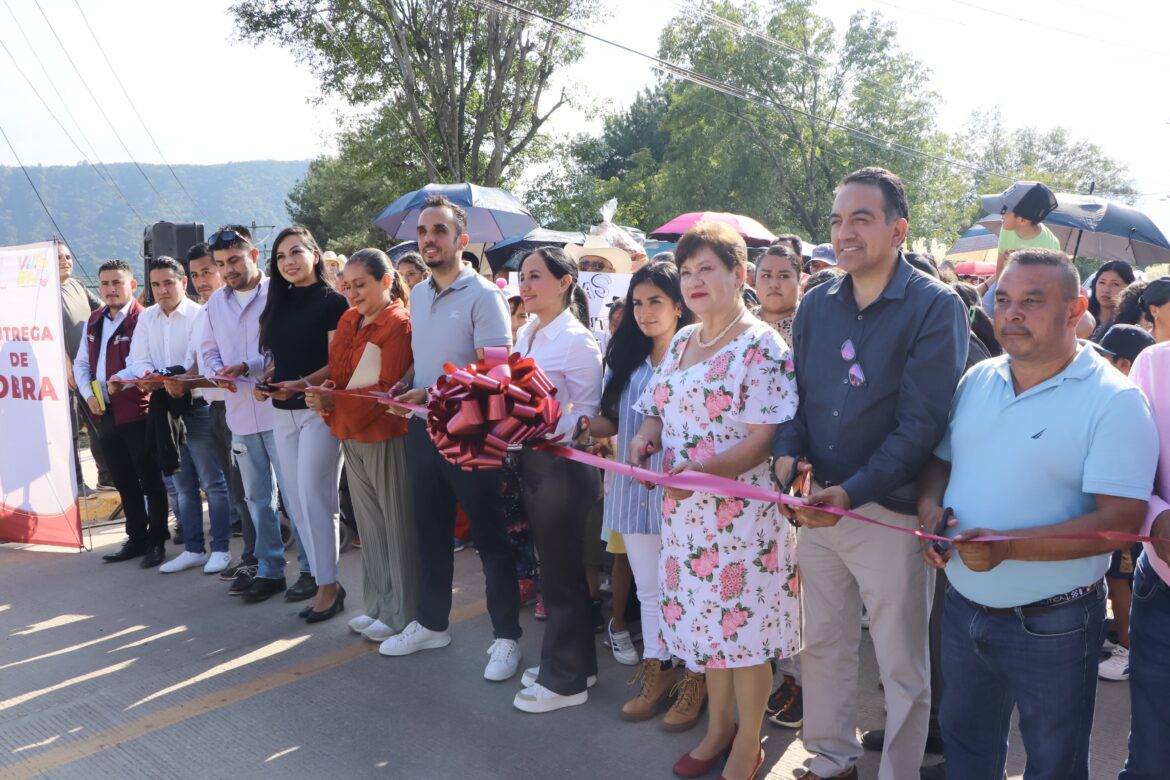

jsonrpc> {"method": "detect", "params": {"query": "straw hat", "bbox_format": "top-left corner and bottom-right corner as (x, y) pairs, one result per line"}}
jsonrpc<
(563, 236), (632, 273)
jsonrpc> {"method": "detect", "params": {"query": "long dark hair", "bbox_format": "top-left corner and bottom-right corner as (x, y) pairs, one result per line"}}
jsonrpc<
(1088, 260), (1136, 322)
(521, 247), (589, 327)
(952, 282), (1002, 357)
(260, 225), (327, 352)
(600, 261), (694, 421)
(348, 248), (409, 306)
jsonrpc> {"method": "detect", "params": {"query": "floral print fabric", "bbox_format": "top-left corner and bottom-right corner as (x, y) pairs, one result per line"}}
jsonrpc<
(635, 320), (801, 669)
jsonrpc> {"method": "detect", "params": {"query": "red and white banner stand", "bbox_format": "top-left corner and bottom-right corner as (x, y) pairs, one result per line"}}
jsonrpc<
(0, 240), (82, 548)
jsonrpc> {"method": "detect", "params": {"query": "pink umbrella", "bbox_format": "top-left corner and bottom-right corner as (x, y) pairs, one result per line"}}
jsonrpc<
(649, 211), (776, 247)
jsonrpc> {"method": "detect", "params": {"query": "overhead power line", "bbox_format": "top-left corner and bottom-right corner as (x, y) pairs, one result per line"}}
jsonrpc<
(0, 32), (149, 229)
(465, 0), (1015, 184)
(70, 0), (208, 222)
(0, 119), (86, 276)
(30, 0), (185, 220)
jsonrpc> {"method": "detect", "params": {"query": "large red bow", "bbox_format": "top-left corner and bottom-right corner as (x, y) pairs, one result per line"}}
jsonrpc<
(427, 347), (561, 470)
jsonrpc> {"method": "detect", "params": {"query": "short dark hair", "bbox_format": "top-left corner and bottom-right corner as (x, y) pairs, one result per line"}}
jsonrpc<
(394, 251), (427, 276)
(1008, 248), (1080, 300)
(758, 245), (802, 280)
(803, 267), (844, 292)
(97, 259), (134, 277)
(904, 252), (939, 279)
(771, 234), (803, 257)
(209, 224), (253, 251)
(148, 256), (184, 277)
(186, 242), (212, 264)
(421, 194), (468, 237)
(839, 166), (909, 223)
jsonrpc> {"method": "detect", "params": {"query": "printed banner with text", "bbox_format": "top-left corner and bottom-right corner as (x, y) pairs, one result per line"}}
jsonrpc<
(0, 241), (82, 548)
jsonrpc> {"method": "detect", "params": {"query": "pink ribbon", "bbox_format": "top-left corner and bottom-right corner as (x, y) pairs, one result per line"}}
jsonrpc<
(373, 392), (1160, 546)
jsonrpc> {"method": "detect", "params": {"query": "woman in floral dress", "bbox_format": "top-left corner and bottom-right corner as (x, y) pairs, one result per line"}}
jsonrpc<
(631, 222), (800, 780)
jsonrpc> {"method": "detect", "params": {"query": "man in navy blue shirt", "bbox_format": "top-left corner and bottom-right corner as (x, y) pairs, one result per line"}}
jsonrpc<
(773, 167), (968, 780)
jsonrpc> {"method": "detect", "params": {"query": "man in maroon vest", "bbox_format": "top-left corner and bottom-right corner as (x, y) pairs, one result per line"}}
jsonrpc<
(73, 260), (169, 567)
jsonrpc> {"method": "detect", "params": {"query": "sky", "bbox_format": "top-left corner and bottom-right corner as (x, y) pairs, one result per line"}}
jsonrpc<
(2, 0), (1169, 231)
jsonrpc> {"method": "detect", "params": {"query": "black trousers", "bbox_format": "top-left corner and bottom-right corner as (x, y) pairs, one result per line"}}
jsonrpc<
(406, 417), (520, 639)
(71, 389), (111, 486)
(518, 448), (602, 695)
(97, 414), (169, 546)
(210, 401), (254, 563)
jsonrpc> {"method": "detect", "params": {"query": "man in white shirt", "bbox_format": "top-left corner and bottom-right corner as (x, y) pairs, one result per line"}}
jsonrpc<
(110, 257), (232, 574)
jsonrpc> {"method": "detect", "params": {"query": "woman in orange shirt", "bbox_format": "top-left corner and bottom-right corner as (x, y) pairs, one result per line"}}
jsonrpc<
(305, 248), (417, 643)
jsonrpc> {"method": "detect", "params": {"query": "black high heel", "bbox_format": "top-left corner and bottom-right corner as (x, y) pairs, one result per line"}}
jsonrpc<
(298, 606), (312, 619)
(305, 585), (346, 624)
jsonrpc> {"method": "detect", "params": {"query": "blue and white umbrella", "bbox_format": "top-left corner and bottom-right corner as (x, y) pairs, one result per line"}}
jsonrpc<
(978, 192), (1170, 266)
(373, 183), (538, 244)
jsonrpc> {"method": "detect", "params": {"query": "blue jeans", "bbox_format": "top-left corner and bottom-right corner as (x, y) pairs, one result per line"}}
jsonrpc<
(172, 404), (231, 553)
(231, 430), (287, 580)
(1121, 551), (1170, 779)
(940, 582), (1106, 780)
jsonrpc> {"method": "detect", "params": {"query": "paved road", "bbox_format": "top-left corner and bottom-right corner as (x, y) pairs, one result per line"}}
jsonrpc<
(0, 520), (1135, 780)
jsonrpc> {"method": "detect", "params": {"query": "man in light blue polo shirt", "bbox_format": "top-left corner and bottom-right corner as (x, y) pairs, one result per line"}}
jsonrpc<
(918, 248), (1157, 780)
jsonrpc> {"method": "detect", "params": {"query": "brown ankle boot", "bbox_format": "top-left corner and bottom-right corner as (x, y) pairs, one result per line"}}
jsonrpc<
(620, 659), (675, 721)
(662, 669), (707, 732)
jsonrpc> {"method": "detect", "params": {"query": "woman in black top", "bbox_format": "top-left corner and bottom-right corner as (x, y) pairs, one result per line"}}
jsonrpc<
(261, 226), (351, 622)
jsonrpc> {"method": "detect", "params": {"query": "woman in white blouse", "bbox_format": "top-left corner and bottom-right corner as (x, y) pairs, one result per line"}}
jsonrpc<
(511, 247), (604, 714)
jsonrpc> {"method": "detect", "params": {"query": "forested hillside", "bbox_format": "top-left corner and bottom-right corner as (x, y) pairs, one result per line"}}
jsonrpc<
(0, 159), (309, 281)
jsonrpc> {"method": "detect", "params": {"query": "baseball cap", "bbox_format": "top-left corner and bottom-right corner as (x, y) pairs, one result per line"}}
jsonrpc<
(810, 243), (837, 266)
(997, 181), (1058, 224)
(1094, 324), (1155, 363)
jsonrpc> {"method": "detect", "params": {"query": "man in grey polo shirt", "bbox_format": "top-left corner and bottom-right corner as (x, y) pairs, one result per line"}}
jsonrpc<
(384, 195), (523, 683)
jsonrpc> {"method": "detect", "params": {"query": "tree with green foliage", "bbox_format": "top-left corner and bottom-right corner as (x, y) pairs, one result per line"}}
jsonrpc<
(232, 0), (595, 186)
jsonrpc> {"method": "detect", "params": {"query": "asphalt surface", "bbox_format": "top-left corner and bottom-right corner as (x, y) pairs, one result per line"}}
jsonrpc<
(0, 455), (1134, 779)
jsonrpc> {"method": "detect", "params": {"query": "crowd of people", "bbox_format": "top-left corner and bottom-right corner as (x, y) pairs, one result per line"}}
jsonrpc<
(58, 168), (1170, 780)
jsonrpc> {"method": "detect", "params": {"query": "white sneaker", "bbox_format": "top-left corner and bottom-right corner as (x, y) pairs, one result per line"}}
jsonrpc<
(607, 619), (639, 666)
(203, 551), (232, 574)
(484, 638), (521, 681)
(1099, 644), (1131, 681)
(378, 620), (451, 657)
(513, 682), (588, 713)
(521, 665), (597, 689)
(348, 615), (377, 634)
(362, 620), (396, 643)
(160, 550), (209, 574)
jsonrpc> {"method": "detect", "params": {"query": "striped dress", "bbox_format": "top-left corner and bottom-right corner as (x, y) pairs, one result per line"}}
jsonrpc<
(601, 359), (665, 536)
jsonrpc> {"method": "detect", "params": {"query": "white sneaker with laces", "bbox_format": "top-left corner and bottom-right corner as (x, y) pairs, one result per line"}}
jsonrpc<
(513, 682), (588, 713)
(521, 665), (597, 689)
(484, 638), (521, 681)
(607, 619), (639, 666)
(363, 620), (396, 643)
(1098, 644), (1131, 681)
(378, 620), (451, 657)
(160, 550), (209, 574)
(203, 551), (232, 574)
(348, 615), (376, 634)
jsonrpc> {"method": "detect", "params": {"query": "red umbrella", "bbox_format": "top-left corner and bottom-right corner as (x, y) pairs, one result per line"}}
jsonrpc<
(649, 212), (776, 247)
(954, 260), (996, 277)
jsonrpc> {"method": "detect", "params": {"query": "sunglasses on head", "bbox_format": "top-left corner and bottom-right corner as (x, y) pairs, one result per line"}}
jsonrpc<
(208, 228), (252, 250)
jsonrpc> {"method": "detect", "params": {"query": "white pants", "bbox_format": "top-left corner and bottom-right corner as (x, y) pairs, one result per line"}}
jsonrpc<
(622, 533), (667, 662)
(272, 408), (342, 585)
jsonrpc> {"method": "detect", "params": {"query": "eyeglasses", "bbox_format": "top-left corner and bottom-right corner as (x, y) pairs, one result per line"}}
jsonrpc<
(841, 338), (866, 387)
(208, 227), (252, 250)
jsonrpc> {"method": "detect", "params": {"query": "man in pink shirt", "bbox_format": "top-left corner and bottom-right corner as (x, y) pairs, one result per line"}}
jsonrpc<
(1122, 339), (1170, 778)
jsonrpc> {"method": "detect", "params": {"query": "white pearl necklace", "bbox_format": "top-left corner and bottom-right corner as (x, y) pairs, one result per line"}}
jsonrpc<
(696, 308), (745, 348)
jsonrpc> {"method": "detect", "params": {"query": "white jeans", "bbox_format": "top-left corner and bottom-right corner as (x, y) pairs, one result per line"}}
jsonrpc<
(272, 408), (342, 585)
(622, 533), (667, 662)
